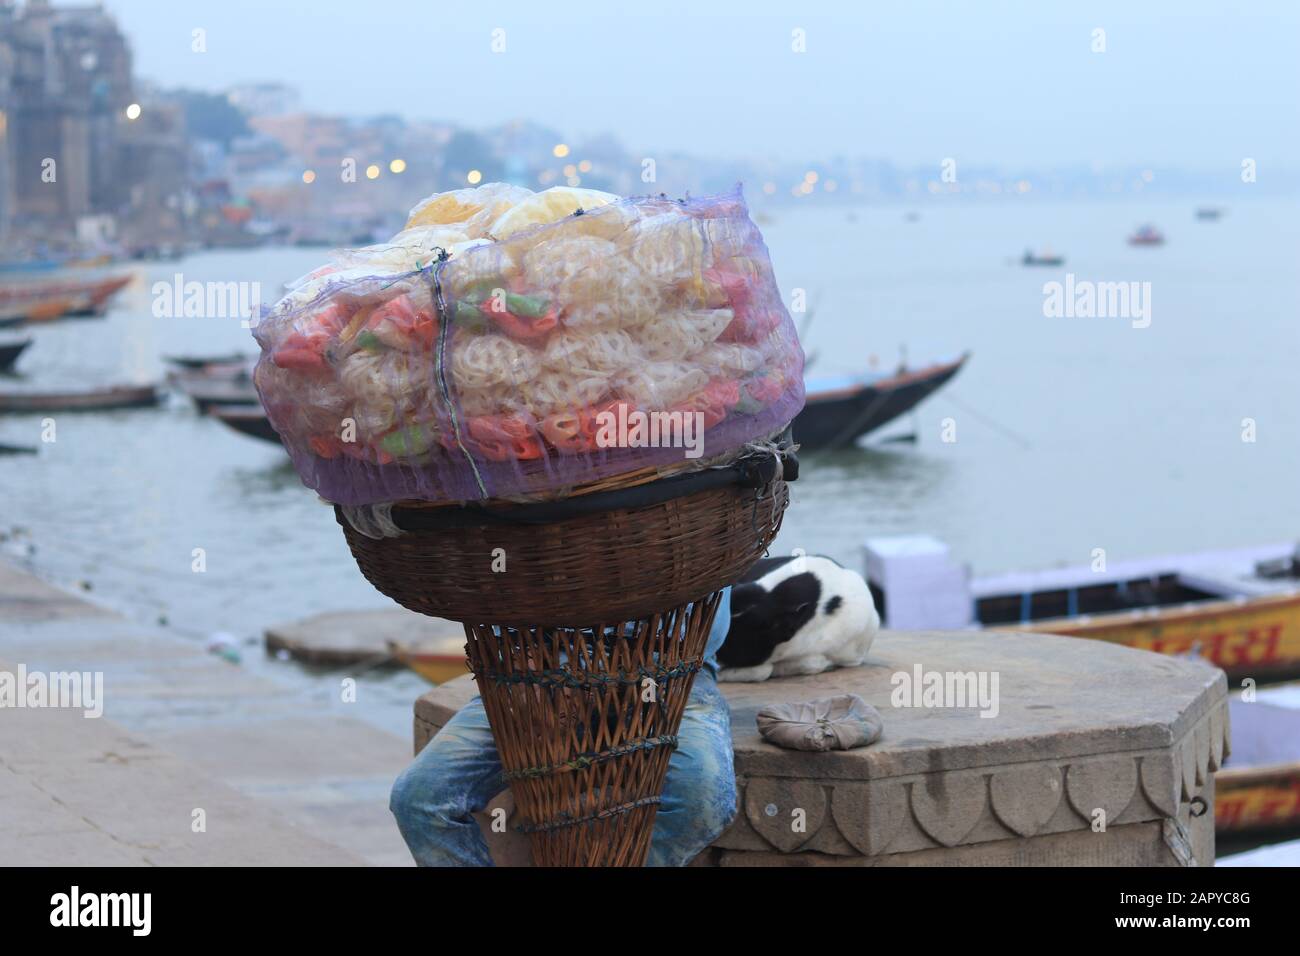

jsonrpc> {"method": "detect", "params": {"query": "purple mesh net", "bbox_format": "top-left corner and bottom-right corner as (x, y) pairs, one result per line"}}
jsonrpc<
(251, 185), (805, 506)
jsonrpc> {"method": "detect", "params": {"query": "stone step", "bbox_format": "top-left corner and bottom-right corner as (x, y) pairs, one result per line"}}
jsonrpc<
(0, 559), (413, 866)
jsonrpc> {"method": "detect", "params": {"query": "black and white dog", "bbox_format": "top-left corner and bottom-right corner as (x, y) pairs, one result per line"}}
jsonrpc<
(716, 554), (880, 682)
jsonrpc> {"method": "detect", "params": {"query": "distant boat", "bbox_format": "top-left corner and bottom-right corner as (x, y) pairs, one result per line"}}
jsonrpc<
(1022, 248), (1065, 267)
(0, 272), (131, 325)
(0, 337), (33, 372)
(0, 384), (162, 414)
(63, 274), (132, 317)
(1196, 206), (1225, 221)
(1128, 224), (1165, 246)
(163, 352), (254, 370)
(179, 379), (260, 414)
(795, 353), (968, 451)
(388, 635), (470, 685)
(0, 253), (114, 274)
(170, 359), (259, 413)
(210, 403), (281, 444)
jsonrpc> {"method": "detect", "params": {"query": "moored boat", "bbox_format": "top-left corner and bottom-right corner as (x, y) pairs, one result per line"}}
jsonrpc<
(209, 403), (281, 444)
(864, 536), (1300, 683)
(0, 337), (32, 372)
(0, 271), (132, 325)
(0, 384), (162, 414)
(163, 351), (254, 370)
(388, 635), (470, 685)
(170, 356), (259, 413)
(795, 354), (968, 451)
(1217, 683), (1300, 835)
(188, 353), (970, 453)
(176, 376), (260, 414)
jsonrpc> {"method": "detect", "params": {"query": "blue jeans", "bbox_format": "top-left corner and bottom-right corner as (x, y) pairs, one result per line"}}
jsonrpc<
(390, 671), (737, 866)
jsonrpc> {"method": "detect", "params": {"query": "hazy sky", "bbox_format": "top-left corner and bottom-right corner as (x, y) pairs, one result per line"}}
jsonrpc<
(107, 0), (1300, 167)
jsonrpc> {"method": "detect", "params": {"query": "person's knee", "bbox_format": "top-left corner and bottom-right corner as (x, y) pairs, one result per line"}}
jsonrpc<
(670, 761), (738, 845)
(389, 755), (459, 825)
(388, 762), (423, 820)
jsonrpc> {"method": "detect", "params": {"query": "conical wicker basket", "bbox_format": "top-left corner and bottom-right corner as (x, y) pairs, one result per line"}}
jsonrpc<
(463, 594), (722, 866)
(337, 455), (790, 865)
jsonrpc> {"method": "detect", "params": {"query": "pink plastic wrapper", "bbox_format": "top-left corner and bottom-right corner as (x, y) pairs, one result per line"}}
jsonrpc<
(251, 186), (805, 506)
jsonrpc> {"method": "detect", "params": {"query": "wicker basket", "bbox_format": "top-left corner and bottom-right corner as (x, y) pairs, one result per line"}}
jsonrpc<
(337, 455), (791, 865)
(463, 593), (722, 866)
(337, 467), (789, 626)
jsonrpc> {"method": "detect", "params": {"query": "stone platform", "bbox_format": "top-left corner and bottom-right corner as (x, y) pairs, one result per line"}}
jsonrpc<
(414, 629), (1228, 866)
(0, 559), (411, 866)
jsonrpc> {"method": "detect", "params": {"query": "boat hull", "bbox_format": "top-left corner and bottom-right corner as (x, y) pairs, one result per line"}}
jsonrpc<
(795, 356), (966, 451)
(1015, 591), (1300, 683)
(210, 404), (281, 444)
(0, 385), (161, 414)
(0, 338), (32, 372)
(0, 272), (131, 324)
(396, 652), (470, 685)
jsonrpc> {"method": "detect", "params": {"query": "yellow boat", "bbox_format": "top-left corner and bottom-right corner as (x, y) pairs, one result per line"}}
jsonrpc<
(1215, 681), (1300, 834)
(1015, 591), (1300, 683)
(388, 634), (469, 685)
(963, 542), (1300, 683)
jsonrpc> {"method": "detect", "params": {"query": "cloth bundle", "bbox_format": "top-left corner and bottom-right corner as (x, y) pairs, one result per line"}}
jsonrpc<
(755, 695), (884, 752)
(252, 183), (805, 505)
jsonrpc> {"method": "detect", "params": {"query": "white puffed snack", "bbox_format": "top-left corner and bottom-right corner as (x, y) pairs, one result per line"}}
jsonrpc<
(450, 333), (542, 393)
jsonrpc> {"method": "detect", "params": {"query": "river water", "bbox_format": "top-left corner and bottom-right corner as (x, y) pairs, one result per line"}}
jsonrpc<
(2, 197), (1296, 734)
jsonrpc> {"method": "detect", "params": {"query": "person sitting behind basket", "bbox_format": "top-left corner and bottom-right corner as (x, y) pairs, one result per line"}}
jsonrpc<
(389, 588), (736, 866)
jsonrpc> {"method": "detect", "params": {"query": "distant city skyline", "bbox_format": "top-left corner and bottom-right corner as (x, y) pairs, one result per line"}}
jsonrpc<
(107, 0), (1300, 171)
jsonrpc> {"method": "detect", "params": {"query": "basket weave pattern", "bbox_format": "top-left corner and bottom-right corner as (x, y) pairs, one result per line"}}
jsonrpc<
(337, 478), (789, 625)
(464, 593), (722, 866)
(337, 475), (789, 864)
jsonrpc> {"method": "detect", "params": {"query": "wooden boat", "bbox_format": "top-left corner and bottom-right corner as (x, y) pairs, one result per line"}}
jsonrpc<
(179, 378), (260, 414)
(795, 354), (968, 451)
(64, 274), (132, 317)
(1217, 683), (1300, 834)
(0, 384), (162, 414)
(0, 272), (131, 324)
(1022, 249), (1065, 266)
(161, 352), (966, 453)
(171, 360), (259, 414)
(0, 337), (32, 372)
(865, 536), (1300, 683)
(0, 253), (113, 273)
(1128, 224), (1165, 246)
(388, 636), (470, 685)
(21, 296), (76, 323)
(164, 352), (254, 370)
(210, 403), (281, 444)
(977, 546), (1300, 684)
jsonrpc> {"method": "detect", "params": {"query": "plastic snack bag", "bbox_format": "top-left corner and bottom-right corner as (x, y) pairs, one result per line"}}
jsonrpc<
(252, 184), (805, 505)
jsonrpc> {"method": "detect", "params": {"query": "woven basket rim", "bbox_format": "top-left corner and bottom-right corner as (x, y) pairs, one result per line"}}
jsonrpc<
(370, 450), (788, 532)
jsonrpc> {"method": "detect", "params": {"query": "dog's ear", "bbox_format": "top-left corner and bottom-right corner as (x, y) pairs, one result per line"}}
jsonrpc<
(730, 582), (764, 617)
